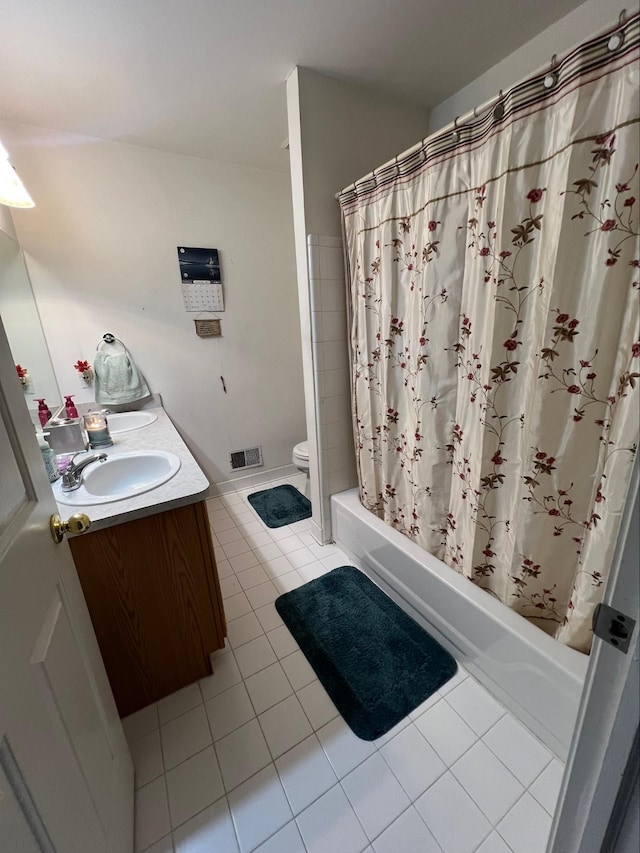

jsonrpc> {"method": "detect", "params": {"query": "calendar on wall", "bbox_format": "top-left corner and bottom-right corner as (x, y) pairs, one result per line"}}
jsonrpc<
(177, 246), (225, 312)
(181, 281), (225, 312)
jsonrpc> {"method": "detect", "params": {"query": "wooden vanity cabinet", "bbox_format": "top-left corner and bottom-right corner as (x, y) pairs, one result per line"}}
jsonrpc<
(69, 500), (226, 718)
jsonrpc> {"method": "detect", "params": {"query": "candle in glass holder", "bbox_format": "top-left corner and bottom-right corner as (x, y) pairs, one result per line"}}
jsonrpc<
(83, 412), (113, 448)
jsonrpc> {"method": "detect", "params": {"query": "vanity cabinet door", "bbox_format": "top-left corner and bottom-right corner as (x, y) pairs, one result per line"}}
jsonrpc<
(69, 500), (226, 717)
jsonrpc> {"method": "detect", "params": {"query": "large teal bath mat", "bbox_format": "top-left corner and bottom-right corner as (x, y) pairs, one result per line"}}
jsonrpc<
(275, 566), (457, 740)
(248, 484), (311, 528)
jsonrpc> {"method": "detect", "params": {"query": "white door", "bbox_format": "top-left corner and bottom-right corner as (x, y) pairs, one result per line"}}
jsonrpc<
(548, 460), (639, 852)
(0, 317), (133, 851)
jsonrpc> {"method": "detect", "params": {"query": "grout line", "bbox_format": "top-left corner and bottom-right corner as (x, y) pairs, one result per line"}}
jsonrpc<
(156, 770), (171, 850)
(364, 800), (447, 851)
(440, 688), (507, 735)
(527, 767), (560, 816)
(198, 694), (228, 829)
(139, 830), (175, 853)
(480, 723), (555, 792)
(138, 478), (556, 851)
(165, 791), (229, 839)
(472, 825), (496, 852)
(336, 780), (376, 850)
(375, 723), (449, 805)
(490, 789), (535, 849)
(448, 749), (524, 831)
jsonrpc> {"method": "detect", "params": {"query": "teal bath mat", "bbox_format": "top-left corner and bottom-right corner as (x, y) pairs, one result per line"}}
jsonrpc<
(275, 566), (457, 740)
(248, 484), (311, 528)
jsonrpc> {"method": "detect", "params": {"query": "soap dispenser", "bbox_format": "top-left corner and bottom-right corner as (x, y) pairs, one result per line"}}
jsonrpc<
(34, 398), (52, 427)
(64, 395), (79, 418)
(36, 430), (60, 482)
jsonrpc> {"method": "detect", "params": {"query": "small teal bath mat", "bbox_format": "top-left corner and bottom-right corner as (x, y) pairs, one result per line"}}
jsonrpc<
(275, 566), (457, 740)
(248, 484), (311, 528)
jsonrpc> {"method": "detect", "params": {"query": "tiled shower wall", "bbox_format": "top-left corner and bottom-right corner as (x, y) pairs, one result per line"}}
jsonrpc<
(307, 234), (358, 543)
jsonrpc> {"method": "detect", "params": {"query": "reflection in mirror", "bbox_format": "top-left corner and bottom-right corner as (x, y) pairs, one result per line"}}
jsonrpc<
(0, 230), (60, 422)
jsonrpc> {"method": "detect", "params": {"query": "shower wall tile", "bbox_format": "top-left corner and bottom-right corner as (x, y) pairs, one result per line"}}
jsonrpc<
(307, 233), (354, 544)
(327, 444), (352, 474)
(318, 235), (343, 248)
(309, 280), (323, 312)
(318, 451), (332, 489)
(320, 279), (347, 312)
(308, 249), (321, 280)
(310, 309), (323, 339)
(319, 246), (345, 280)
(318, 341), (347, 372)
(311, 341), (324, 372)
(329, 469), (350, 495)
(315, 371), (332, 400)
(321, 498), (332, 535)
(318, 369), (349, 400)
(319, 393), (350, 426)
(321, 311), (347, 342)
(316, 397), (328, 427)
(325, 419), (350, 450)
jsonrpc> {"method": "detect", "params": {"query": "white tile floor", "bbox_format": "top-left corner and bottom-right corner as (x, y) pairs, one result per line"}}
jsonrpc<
(125, 474), (565, 853)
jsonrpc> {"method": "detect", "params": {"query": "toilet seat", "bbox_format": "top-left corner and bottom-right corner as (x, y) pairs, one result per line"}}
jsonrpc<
(292, 440), (311, 497)
(293, 441), (309, 461)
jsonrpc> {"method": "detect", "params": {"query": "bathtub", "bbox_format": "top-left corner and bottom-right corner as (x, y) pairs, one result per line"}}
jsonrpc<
(331, 488), (589, 760)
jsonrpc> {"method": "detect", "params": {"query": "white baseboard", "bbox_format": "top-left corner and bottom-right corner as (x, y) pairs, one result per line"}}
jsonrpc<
(212, 464), (299, 495)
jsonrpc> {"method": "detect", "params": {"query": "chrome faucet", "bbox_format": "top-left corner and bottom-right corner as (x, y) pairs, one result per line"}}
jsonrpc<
(61, 452), (108, 492)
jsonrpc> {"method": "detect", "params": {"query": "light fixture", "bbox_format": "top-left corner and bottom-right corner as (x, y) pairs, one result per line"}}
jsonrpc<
(0, 141), (34, 208)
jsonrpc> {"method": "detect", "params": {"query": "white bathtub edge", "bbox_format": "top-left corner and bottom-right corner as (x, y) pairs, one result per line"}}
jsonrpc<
(331, 488), (588, 760)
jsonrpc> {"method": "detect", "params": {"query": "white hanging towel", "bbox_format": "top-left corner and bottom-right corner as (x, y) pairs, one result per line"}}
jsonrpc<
(94, 340), (150, 406)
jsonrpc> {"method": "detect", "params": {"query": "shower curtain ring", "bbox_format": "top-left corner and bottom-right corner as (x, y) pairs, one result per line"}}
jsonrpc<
(493, 90), (505, 120)
(543, 55), (558, 89)
(452, 117), (461, 143)
(608, 11), (626, 50)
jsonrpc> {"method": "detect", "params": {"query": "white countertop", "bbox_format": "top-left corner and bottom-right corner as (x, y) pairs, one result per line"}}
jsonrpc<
(54, 407), (210, 531)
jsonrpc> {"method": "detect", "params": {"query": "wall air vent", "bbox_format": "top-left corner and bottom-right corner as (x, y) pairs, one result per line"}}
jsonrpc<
(229, 446), (263, 471)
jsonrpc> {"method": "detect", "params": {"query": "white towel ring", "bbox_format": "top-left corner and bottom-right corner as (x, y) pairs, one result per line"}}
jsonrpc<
(98, 333), (126, 352)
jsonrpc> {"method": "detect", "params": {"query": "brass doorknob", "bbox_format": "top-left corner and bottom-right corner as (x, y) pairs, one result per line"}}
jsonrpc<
(50, 513), (92, 543)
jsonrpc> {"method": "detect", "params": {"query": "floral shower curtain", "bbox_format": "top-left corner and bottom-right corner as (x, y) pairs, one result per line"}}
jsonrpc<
(339, 15), (639, 653)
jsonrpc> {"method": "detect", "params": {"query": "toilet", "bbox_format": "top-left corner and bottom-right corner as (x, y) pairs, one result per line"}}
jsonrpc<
(292, 440), (310, 498)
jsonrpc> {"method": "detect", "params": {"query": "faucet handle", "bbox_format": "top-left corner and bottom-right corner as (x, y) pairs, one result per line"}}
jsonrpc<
(63, 450), (91, 480)
(67, 451), (85, 470)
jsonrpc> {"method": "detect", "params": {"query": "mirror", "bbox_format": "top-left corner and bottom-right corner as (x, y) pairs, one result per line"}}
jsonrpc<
(0, 229), (61, 422)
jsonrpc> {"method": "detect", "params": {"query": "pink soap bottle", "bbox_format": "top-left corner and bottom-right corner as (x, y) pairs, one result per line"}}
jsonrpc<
(34, 398), (52, 427)
(64, 395), (79, 418)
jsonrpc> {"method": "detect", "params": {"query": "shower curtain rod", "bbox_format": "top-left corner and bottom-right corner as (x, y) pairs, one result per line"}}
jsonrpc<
(334, 8), (629, 200)
(333, 91), (500, 200)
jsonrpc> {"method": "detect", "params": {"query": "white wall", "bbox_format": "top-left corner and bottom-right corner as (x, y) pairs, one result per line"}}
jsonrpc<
(293, 68), (430, 238)
(428, 0), (625, 133)
(2, 124), (305, 485)
(287, 67), (429, 540)
(0, 202), (17, 241)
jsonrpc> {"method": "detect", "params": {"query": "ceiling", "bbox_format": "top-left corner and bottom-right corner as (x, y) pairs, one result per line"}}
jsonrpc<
(0, 0), (587, 173)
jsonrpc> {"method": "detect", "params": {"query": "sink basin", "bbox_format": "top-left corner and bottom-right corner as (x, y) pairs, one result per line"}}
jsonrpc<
(106, 411), (158, 434)
(54, 450), (181, 505)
